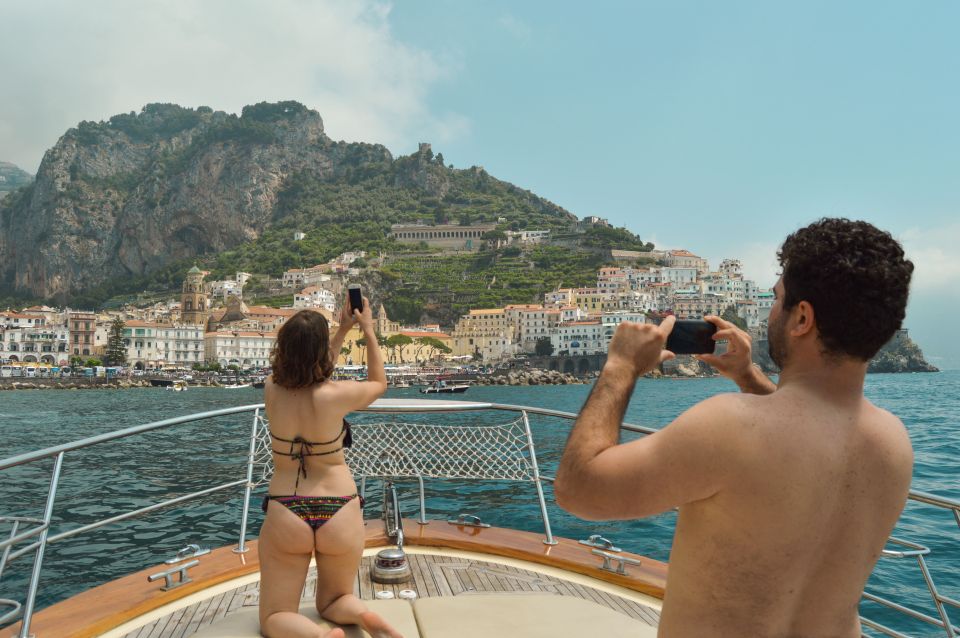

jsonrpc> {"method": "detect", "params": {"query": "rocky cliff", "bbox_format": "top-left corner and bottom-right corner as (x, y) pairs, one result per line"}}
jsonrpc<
(0, 102), (401, 298)
(867, 330), (938, 373)
(748, 331), (937, 374)
(0, 161), (33, 199)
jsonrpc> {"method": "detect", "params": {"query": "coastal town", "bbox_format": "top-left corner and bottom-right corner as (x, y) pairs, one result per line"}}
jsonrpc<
(0, 217), (778, 378)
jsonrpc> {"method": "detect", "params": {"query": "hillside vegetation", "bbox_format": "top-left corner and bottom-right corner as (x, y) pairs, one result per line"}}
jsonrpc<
(0, 101), (654, 318)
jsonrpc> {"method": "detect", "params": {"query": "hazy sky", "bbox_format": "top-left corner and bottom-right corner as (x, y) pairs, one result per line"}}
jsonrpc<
(1, 1), (958, 368)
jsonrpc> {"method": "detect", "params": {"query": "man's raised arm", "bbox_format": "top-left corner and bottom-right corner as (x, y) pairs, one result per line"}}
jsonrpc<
(555, 316), (740, 521)
(555, 317), (673, 518)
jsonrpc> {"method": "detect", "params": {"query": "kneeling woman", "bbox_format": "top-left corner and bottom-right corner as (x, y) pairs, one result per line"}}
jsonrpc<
(260, 298), (402, 638)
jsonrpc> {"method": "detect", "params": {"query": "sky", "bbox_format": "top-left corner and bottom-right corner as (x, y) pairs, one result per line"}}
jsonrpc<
(1, 1), (958, 368)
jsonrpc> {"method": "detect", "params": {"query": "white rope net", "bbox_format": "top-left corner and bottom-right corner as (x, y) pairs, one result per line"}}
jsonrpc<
(251, 415), (536, 486)
(252, 414), (275, 488)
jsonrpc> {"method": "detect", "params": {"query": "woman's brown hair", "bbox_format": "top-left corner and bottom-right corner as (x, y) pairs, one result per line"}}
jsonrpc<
(270, 310), (335, 388)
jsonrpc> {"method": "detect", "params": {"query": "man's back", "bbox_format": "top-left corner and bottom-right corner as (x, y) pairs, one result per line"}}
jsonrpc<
(658, 388), (914, 637)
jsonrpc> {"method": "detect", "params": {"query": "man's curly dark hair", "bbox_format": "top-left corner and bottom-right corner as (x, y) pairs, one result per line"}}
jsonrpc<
(777, 218), (914, 361)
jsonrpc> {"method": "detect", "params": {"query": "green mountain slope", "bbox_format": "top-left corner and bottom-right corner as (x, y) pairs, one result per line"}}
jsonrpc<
(0, 101), (653, 317)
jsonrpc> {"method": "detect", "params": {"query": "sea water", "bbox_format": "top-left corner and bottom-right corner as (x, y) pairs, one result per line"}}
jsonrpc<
(0, 371), (957, 635)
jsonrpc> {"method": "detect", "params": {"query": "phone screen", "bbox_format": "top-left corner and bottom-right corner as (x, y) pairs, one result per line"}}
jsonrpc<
(665, 319), (717, 355)
(348, 285), (363, 312)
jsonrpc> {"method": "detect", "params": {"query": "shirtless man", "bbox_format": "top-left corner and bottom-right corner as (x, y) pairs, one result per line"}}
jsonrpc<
(554, 218), (915, 637)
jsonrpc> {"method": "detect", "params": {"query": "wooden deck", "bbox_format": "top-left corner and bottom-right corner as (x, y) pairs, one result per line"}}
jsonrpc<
(3, 520), (664, 637)
(120, 552), (660, 637)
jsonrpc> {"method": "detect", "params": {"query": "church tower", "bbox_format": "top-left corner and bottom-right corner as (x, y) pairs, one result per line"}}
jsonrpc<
(181, 266), (209, 325)
(377, 303), (400, 335)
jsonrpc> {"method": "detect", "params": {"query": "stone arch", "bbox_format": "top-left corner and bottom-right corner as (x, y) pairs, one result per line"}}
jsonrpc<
(40, 355), (55, 364)
(24, 355), (38, 363)
(8, 355), (18, 362)
(577, 358), (591, 374)
(549, 360), (559, 371)
(563, 359), (575, 374)
(135, 362), (145, 370)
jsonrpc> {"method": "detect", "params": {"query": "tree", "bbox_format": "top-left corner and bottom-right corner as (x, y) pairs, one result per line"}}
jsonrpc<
(534, 337), (554, 356)
(356, 336), (367, 364)
(384, 334), (413, 363)
(482, 229), (507, 241)
(104, 318), (128, 366)
(720, 306), (748, 331)
(70, 355), (84, 368)
(85, 358), (102, 367)
(416, 336), (451, 361)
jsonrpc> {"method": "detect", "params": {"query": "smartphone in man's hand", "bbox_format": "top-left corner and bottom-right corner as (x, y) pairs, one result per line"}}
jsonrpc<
(348, 284), (363, 313)
(665, 319), (717, 355)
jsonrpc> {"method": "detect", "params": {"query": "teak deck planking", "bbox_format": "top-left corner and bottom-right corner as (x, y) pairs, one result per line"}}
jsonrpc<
(2, 520), (664, 637)
(122, 553), (660, 637)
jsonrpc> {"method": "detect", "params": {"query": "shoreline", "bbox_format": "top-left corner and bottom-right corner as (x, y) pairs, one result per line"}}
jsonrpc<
(0, 378), (222, 391)
(0, 367), (940, 390)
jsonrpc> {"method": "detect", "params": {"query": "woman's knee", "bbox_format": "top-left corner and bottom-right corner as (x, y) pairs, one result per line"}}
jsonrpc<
(315, 590), (345, 616)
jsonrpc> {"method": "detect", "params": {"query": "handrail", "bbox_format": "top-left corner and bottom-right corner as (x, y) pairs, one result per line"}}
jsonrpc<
(0, 404), (265, 471)
(0, 399), (957, 638)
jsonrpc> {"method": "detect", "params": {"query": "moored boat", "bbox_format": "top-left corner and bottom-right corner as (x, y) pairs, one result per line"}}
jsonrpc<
(420, 382), (469, 394)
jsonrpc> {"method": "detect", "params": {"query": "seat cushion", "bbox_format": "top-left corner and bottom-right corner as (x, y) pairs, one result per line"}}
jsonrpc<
(191, 598), (421, 637)
(412, 594), (658, 638)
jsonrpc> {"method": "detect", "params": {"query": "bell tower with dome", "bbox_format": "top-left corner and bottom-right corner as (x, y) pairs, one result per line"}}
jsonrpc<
(181, 266), (209, 325)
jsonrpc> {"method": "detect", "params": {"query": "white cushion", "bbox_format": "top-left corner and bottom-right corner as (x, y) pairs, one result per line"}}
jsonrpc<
(412, 594), (657, 638)
(191, 599), (421, 637)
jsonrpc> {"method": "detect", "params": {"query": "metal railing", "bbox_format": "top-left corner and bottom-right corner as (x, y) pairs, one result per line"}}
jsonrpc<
(861, 494), (960, 638)
(0, 399), (957, 638)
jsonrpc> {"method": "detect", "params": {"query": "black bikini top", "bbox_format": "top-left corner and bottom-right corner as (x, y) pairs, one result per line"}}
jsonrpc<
(270, 419), (353, 491)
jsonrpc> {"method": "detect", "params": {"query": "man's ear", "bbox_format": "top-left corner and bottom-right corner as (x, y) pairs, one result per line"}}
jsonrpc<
(790, 301), (817, 337)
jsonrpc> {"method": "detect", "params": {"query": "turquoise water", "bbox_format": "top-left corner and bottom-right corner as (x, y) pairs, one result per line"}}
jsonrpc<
(0, 371), (957, 635)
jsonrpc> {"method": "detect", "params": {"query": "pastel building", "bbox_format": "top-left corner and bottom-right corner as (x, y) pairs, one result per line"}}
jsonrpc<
(551, 320), (605, 356)
(123, 321), (206, 369)
(68, 311), (97, 357)
(294, 287), (337, 312)
(450, 309), (515, 360)
(517, 307), (562, 352)
(204, 331), (276, 369)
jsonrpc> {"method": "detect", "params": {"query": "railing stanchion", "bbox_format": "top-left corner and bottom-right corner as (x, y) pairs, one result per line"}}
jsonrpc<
(521, 411), (557, 546)
(0, 520), (21, 582)
(19, 451), (64, 638)
(417, 475), (428, 524)
(234, 408), (260, 554)
(917, 554), (956, 637)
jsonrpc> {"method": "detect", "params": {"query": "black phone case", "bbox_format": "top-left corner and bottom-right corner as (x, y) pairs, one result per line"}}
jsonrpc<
(349, 288), (363, 312)
(665, 320), (717, 355)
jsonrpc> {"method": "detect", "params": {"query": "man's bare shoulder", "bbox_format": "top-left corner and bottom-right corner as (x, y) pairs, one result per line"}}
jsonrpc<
(689, 391), (770, 428)
(861, 399), (914, 464)
(669, 392), (760, 442)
